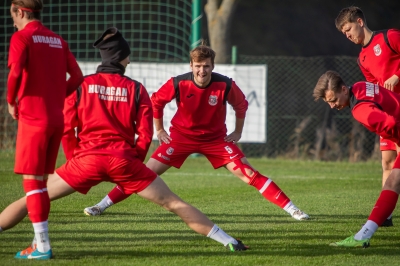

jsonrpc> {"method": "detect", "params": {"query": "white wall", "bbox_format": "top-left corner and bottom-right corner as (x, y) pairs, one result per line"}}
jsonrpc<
(78, 62), (267, 142)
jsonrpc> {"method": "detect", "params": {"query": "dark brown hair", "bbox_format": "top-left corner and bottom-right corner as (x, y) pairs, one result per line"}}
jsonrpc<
(313, 71), (346, 101)
(11, 0), (42, 20)
(335, 6), (365, 31)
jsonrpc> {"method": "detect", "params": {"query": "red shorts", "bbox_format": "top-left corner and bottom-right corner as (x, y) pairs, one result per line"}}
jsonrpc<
(15, 122), (63, 175)
(56, 155), (157, 195)
(380, 136), (397, 151)
(151, 133), (245, 169)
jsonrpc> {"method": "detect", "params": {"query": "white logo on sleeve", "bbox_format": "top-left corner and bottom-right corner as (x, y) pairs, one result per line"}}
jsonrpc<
(366, 82), (375, 97)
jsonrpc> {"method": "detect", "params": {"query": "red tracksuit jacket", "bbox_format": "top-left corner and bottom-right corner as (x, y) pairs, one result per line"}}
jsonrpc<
(350, 81), (400, 145)
(62, 72), (153, 162)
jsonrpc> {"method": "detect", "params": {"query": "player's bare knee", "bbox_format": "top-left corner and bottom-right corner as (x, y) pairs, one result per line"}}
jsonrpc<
(382, 160), (395, 171)
(156, 193), (182, 211)
(232, 159), (256, 179)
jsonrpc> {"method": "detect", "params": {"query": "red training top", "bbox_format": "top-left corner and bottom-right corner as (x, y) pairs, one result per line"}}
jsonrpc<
(358, 29), (400, 93)
(152, 72), (248, 141)
(62, 73), (153, 162)
(7, 21), (82, 127)
(350, 81), (400, 145)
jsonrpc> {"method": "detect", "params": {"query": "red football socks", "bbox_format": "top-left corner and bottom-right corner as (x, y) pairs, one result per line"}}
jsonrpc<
(368, 190), (398, 226)
(108, 185), (131, 204)
(41, 179), (50, 220)
(249, 172), (291, 208)
(23, 179), (49, 223)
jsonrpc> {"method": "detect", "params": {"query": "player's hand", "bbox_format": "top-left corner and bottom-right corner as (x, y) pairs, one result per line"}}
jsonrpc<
(157, 129), (172, 144)
(8, 103), (18, 120)
(383, 75), (399, 91)
(224, 131), (242, 143)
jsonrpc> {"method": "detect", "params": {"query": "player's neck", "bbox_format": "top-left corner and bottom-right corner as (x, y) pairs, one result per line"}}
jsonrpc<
(362, 28), (373, 46)
(19, 19), (39, 30)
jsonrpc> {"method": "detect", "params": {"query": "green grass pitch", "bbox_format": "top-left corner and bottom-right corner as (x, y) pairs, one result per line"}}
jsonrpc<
(1, 152), (400, 265)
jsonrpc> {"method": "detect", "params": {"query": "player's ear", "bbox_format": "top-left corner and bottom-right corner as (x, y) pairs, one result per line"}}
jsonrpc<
(357, 18), (364, 27)
(340, 85), (347, 96)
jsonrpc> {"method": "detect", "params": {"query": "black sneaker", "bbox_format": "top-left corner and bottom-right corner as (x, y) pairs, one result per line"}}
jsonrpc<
(226, 239), (249, 252)
(380, 218), (393, 227)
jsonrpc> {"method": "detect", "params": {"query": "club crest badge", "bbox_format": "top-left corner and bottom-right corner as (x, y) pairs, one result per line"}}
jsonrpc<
(373, 44), (382, 56)
(208, 95), (218, 106)
(166, 147), (174, 155)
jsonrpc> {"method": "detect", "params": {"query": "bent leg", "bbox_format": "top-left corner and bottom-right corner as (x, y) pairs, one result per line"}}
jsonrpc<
(353, 168), (400, 242)
(380, 150), (396, 225)
(381, 150), (396, 187)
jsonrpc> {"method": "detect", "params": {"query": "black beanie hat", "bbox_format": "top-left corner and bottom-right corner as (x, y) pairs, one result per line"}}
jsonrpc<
(93, 27), (131, 63)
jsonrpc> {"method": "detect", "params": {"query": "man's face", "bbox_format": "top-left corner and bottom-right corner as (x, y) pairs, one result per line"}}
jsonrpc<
(190, 58), (214, 88)
(340, 19), (365, 45)
(10, 6), (22, 30)
(323, 87), (350, 110)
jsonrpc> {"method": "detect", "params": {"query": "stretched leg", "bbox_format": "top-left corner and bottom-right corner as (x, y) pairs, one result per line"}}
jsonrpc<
(137, 176), (247, 251)
(84, 158), (171, 216)
(226, 157), (309, 220)
(0, 172), (75, 231)
(0, 197), (27, 232)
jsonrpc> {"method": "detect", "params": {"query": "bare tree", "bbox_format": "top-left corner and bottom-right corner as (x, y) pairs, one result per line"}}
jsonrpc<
(204, 0), (238, 63)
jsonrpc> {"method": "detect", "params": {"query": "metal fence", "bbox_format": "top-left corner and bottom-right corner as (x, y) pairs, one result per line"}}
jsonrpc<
(237, 55), (378, 161)
(0, 1), (379, 161)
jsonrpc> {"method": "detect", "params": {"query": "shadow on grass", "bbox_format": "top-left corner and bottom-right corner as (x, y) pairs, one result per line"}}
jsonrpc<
(3, 211), (399, 260)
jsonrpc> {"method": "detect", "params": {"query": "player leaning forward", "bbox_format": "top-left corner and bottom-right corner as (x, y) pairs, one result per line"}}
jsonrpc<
(314, 70), (400, 247)
(0, 27), (248, 259)
(84, 42), (309, 221)
(335, 5), (400, 227)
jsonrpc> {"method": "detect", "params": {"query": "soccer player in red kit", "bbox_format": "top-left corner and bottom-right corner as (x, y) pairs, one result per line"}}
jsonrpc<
(314, 70), (400, 247)
(0, 28), (248, 259)
(335, 6), (400, 227)
(84, 43), (310, 221)
(7, 0), (83, 259)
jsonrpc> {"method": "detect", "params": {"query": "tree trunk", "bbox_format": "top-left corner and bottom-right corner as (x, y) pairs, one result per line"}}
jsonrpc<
(204, 0), (238, 63)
